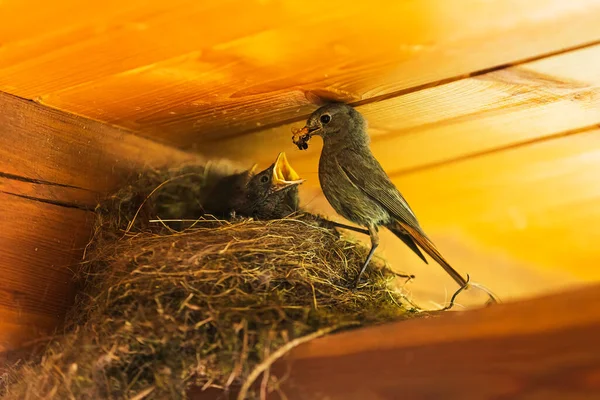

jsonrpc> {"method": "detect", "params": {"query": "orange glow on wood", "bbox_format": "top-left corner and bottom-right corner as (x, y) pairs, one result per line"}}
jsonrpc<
(0, 93), (198, 352)
(1, 0), (600, 358)
(1, 0), (599, 143)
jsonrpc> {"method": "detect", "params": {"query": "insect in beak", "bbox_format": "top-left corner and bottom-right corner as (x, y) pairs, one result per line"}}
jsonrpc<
(291, 126), (319, 150)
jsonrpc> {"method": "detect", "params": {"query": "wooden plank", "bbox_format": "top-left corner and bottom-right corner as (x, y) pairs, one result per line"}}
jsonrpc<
(276, 283), (600, 399)
(0, 92), (198, 352)
(187, 283), (600, 399)
(383, 129), (600, 280)
(1, 1), (599, 144)
(0, 93), (197, 194)
(0, 193), (88, 317)
(0, 0), (151, 45)
(0, 298), (73, 356)
(207, 44), (600, 175)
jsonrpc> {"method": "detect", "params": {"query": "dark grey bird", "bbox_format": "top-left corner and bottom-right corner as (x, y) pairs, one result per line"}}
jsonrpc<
(232, 152), (304, 219)
(154, 152), (304, 224)
(291, 103), (473, 291)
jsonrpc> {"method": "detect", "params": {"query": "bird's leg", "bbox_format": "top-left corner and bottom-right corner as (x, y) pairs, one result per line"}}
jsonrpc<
(320, 218), (370, 235)
(352, 225), (379, 288)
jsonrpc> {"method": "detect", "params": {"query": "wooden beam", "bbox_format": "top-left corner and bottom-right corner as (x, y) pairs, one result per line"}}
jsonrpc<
(0, 92), (198, 352)
(188, 283), (600, 399)
(208, 44), (600, 174)
(274, 283), (600, 400)
(0, 1), (599, 143)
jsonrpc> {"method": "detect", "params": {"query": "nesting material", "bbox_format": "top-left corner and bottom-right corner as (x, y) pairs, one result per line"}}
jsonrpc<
(1, 162), (422, 400)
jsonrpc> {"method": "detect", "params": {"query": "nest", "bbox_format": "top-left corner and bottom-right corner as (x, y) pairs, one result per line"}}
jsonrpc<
(1, 161), (423, 400)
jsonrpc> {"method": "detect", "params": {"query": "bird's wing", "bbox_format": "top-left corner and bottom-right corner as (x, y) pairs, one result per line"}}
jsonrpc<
(336, 149), (468, 287)
(336, 148), (425, 234)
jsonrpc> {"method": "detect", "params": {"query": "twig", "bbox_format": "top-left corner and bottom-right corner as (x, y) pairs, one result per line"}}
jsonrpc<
(124, 173), (198, 234)
(260, 336), (272, 400)
(130, 386), (155, 400)
(469, 282), (502, 306)
(259, 368), (271, 400)
(439, 274), (471, 311)
(236, 322), (359, 400)
(226, 320), (249, 389)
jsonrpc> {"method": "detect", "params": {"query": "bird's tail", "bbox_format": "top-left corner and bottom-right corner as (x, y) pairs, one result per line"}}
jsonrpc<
(394, 221), (468, 288)
(387, 224), (428, 265)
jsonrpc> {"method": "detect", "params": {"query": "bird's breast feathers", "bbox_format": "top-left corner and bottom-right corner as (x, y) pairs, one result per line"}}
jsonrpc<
(318, 152), (392, 226)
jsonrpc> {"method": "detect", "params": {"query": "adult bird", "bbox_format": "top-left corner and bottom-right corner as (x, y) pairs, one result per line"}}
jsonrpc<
(292, 103), (481, 295)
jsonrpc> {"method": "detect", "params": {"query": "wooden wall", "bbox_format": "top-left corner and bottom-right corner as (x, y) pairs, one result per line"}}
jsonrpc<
(1, 0), (600, 353)
(0, 93), (199, 352)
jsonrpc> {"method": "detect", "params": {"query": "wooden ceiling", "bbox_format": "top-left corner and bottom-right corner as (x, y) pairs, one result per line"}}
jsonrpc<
(1, 0), (600, 148)
(2, 0), (600, 349)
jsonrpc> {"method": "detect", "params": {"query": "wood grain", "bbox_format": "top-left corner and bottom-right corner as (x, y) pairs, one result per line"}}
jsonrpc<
(0, 92), (198, 352)
(279, 283), (600, 400)
(2, 0), (600, 363)
(208, 44), (600, 175)
(384, 128), (600, 279)
(1, 1), (599, 145)
(187, 283), (600, 399)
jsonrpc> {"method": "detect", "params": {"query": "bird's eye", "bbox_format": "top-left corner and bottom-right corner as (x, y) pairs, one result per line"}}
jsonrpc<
(260, 175), (269, 183)
(320, 114), (331, 124)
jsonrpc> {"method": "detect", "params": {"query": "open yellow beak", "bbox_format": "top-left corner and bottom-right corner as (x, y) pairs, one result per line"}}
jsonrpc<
(272, 152), (304, 188)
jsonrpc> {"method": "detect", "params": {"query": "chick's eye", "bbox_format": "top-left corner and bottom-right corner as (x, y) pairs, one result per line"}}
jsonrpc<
(260, 175), (269, 183)
(320, 114), (331, 124)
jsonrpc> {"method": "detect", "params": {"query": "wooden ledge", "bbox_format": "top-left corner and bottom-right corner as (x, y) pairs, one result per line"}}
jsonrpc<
(190, 283), (600, 399)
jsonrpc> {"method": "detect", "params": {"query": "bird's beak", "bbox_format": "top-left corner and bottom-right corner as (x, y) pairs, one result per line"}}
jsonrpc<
(271, 152), (305, 191)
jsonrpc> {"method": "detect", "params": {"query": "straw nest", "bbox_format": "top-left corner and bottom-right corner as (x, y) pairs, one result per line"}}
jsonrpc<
(1, 161), (422, 400)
